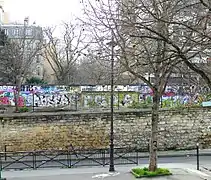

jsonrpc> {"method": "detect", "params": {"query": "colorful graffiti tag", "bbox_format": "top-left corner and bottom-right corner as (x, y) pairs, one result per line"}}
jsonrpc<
(0, 85), (209, 108)
(0, 86), (75, 107)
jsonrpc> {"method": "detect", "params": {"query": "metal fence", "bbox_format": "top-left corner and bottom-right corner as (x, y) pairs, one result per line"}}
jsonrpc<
(0, 148), (140, 170)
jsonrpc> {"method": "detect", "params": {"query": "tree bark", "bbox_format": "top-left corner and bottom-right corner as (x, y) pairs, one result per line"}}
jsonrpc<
(149, 90), (160, 171)
(14, 79), (22, 112)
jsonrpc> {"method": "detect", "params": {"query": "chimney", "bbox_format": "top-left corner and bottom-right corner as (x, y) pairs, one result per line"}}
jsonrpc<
(24, 17), (29, 26)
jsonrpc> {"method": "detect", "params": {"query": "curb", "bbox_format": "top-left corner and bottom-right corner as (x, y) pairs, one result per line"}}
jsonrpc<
(139, 150), (211, 158)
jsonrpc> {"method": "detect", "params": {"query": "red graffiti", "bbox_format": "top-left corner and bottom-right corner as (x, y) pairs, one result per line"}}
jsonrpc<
(17, 96), (25, 107)
(0, 97), (10, 105)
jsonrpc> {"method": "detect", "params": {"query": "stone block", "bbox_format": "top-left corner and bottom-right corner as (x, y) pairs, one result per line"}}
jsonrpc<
(0, 108), (211, 151)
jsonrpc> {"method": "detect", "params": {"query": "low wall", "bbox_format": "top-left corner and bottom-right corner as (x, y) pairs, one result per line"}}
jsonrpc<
(0, 108), (211, 152)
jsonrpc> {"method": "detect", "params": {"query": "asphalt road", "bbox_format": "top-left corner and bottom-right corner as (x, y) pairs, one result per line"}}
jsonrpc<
(1, 154), (210, 170)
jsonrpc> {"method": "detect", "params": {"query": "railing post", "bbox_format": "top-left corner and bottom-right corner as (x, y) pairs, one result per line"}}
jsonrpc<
(102, 149), (105, 167)
(67, 150), (71, 168)
(33, 152), (37, 170)
(136, 149), (139, 165)
(196, 143), (199, 170)
(4, 146), (6, 161)
(0, 153), (6, 180)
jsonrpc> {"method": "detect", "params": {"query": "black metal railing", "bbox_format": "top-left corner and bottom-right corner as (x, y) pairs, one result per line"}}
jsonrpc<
(0, 147), (140, 170)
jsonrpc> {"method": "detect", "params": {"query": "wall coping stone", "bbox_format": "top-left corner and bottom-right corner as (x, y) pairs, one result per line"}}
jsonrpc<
(0, 107), (210, 118)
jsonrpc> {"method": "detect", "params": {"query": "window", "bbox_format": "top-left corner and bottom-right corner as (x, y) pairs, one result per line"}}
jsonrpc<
(13, 28), (20, 36)
(3, 29), (8, 35)
(26, 28), (32, 36)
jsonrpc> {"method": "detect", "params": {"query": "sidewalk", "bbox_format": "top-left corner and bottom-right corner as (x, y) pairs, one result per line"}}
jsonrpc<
(142, 148), (211, 158)
(2, 164), (211, 180)
(1, 149), (211, 180)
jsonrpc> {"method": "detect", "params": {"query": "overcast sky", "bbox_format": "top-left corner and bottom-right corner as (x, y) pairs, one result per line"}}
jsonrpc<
(4, 0), (83, 26)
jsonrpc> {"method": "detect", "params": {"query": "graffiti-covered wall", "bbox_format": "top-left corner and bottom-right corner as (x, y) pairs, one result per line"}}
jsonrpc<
(82, 91), (140, 108)
(0, 85), (208, 108)
(0, 85), (77, 107)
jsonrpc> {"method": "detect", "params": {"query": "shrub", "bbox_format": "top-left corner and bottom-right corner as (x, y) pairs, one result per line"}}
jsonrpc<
(87, 100), (98, 108)
(19, 107), (29, 113)
(128, 101), (151, 109)
(131, 167), (172, 178)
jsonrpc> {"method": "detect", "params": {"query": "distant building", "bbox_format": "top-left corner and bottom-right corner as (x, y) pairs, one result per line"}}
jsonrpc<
(42, 44), (57, 84)
(1, 20), (45, 81)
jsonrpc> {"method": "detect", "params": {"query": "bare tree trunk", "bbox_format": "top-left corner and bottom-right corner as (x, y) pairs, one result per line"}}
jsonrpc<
(14, 90), (18, 112)
(149, 90), (160, 171)
(15, 79), (22, 112)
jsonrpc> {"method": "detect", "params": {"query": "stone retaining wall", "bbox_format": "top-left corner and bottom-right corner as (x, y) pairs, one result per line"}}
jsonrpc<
(0, 108), (211, 152)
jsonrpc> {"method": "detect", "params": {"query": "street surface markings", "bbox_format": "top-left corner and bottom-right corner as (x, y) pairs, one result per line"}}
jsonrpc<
(185, 168), (210, 178)
(92, 172), (120, 179)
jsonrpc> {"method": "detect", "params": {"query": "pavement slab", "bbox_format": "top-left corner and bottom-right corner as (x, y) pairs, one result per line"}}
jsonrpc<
(2, 164), (211, 180)
(5, 170), (210, 180)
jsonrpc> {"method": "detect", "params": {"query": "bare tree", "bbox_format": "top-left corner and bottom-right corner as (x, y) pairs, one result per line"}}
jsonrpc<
(180, 0), (211, 88)
(0, 27), (43, 111)
(43, 22), (89, 85)
(82, 0), (211, 171)
(76, 48), (109, 84)
(82, 0), (188, 171)
(130, 0), (211, 89)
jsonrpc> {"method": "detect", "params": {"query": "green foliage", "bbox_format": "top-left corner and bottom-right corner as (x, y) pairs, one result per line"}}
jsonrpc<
(162, 99), (173, 108)
(128, 97), (152, 109)
(18, 107), (29, 113)
(145, 96), (152, 104)
(128, 101), (149, 109)
(87, 100), (98, 108)
(205, 94), (211, 101)
(26, 77), (47, 85)
(190, 104), (201, 108)
(131, 167), (172, 178)
(169, 102), (201, 110)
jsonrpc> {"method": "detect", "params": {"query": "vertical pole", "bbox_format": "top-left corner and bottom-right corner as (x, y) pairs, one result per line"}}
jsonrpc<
(0, 153), (6, 180)
(0, 153), (2, 180)
(0, 23), (6, 180)
(4, 145), (6, 161)
(75, 92), (77, 111)
(0, 167), (2, 180)
(109, 33), (115, 172)
(136, 150), (139, 165)
(33, 152), (37, 170)
(102, 149), (106, 167)
(118, 90), (119, 110)
(32, 92), (35, 112)
(101, 86), (103, 107)
(196, 143), (199, 170)
(160, 97), (163, 108)
(67, 150), (71, 168)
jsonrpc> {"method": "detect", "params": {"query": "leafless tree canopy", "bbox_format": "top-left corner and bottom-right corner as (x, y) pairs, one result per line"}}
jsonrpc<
(43, 22), (89, 85)
(81, 0), (211, 171)
(0, 33), (43, 84)
(82, 0), (211, 87)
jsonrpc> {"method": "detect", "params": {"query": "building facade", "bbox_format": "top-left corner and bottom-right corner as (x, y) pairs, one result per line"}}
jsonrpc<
(1, 21), (45, 81)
